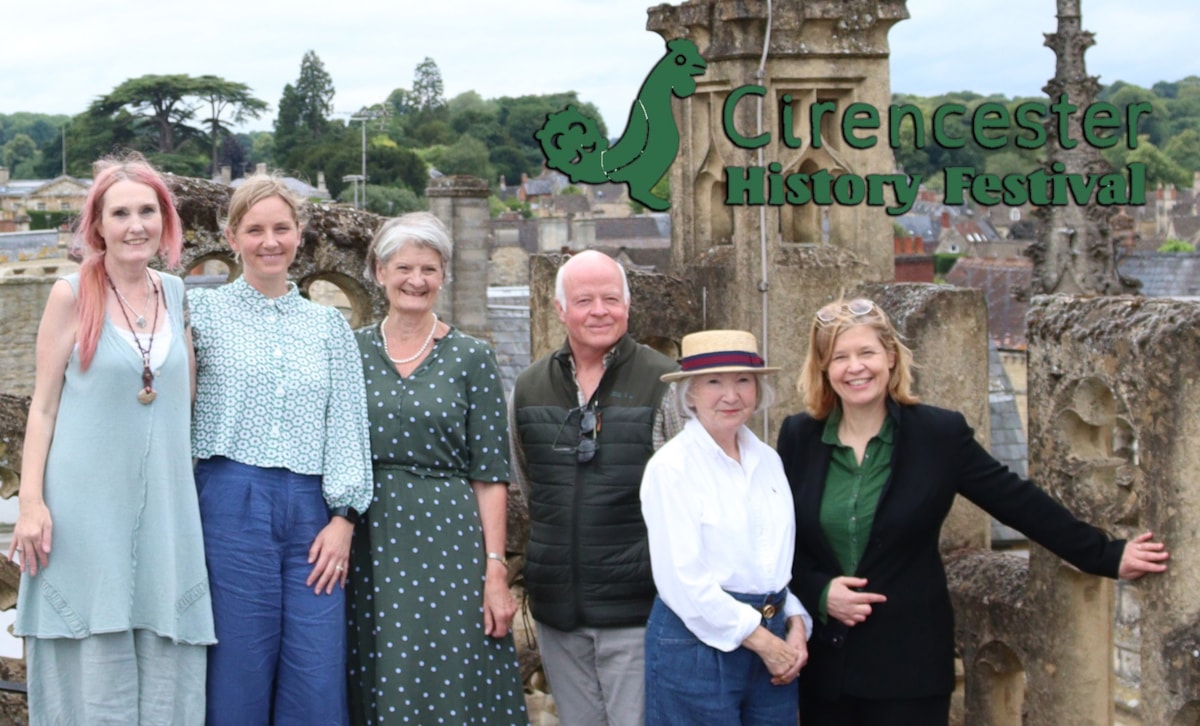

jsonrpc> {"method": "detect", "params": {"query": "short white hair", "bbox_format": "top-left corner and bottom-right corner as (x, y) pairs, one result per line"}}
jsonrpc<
(673, 375), (777, 419)
(554, 251), (631, 309)
(365, 211), (453, 283)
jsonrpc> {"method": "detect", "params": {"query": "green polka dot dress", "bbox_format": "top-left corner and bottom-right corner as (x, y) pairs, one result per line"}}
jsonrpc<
(348, 325), (528, 724)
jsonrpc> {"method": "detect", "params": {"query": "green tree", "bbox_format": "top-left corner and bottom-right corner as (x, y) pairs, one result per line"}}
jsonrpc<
(386, 87), (415, 117)
(430, 135), (494, 180)
(338, 184), (426, 215)
(60, 109), (140, 176)
(90, 74), (204, 154)
(1126, 136), (1190, 188)
(274, 52), (337, 174)
(194, 75), (268, 175)
(1104, 84), (1169, 146)
(274, 83), (304, 167)
(367, 143), (428, 192)
(1158, 239), (1195, 253)
(630, 174), (670, 214)
(3, 133), (38, 174)
(295, 51), (336, 141)
(0, 113), (67, 148)
(984, 148), (1041, 178)
(489, 145), (535, 187)
(1164, 129), (1200, 173)
(246, 130), (275, 169)
(412, 58), (446, 114)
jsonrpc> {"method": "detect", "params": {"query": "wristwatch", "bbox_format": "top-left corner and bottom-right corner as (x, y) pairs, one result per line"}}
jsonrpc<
(486, 551), (509, 569)
(330, 506), (360, 525)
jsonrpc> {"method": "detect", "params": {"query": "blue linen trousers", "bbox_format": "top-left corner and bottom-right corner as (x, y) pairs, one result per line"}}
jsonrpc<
(195, 456), (348, 725)
(644, 593), (799, 725)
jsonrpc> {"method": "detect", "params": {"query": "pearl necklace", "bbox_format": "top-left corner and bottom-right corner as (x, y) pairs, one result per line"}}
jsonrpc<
(381, 313), (438, 366)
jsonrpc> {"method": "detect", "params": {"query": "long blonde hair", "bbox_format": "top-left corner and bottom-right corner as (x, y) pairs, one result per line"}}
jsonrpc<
(798, 299), (919, 419)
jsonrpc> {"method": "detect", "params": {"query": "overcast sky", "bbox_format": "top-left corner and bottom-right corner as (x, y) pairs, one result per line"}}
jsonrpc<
(3, 0), (1195, 135)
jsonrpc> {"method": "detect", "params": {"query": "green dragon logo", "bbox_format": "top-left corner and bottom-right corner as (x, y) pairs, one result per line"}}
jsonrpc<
(535, 38), (707, 211)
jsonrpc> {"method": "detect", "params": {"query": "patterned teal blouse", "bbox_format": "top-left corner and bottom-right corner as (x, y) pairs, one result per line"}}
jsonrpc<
(191, 276), (372, 513)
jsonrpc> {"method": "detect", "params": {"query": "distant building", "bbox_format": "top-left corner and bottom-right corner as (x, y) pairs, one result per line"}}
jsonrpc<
(219, 164), (331, 201)
(0, 167), (90, 233)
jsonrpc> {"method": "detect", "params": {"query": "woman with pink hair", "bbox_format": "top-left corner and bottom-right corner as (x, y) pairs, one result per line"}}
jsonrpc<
(8, 153), (215, 724)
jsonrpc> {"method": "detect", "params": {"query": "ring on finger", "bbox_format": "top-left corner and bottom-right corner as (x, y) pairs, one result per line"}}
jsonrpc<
(335, 565), (345, 572)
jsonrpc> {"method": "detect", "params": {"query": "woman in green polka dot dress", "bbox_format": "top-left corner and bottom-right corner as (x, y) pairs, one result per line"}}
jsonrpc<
(347, 212), (528, 724)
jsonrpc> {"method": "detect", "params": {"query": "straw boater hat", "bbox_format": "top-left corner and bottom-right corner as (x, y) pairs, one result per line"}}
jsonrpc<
(660, 330), (780, 382)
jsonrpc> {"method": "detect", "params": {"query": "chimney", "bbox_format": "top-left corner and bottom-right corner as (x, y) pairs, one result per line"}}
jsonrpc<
(941, 210), (950, 229)
(220, 165), (232, 185)
(317, 171), (328, 193)
(499, 175), (507, 192)
(0, 166), (8, 185)
(256, 163), (268, 176)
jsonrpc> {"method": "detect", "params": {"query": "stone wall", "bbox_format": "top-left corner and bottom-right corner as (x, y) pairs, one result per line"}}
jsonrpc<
(428, 176), (491, 338)
(951, 295), (1200, 725)
(0, 277), (57, 397)
(645, 0), (910, 441)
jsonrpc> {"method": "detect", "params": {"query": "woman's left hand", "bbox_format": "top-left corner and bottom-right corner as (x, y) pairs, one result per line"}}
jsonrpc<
(771, 616), (810, 686)
(306, 517), (355, 594)
(1118, 531), (1169, 580)
(482, 559), (517, 638)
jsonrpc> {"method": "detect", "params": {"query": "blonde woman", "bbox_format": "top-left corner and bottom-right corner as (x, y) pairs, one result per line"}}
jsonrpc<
(190, 175), (371, 725)
(779, 298), (1169, 726)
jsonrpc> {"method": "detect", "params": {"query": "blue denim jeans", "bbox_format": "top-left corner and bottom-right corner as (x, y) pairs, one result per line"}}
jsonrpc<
(195, 457), (348, 726)
(645, 592), (799, 725)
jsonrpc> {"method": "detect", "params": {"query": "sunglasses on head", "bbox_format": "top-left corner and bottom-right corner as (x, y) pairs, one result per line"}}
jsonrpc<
(815, 299), (877, 325)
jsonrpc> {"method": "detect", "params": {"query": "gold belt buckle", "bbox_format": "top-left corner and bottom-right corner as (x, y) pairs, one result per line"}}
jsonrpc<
(761, 603), (777, 619)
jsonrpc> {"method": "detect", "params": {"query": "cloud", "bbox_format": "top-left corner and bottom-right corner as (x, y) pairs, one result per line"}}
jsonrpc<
(1, 0), (1192, 136)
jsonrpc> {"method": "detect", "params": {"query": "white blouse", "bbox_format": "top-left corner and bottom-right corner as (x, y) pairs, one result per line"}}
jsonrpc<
(641, 417), (812, 652)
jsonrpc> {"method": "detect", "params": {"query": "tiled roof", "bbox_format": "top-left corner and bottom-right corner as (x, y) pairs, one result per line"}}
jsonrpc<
(229, 176), (329, 200)
(487, 286), (530, 396)
(523, 179), (555, 197)
(594, 214), (670, 240)
(944, 257), (1032, 348)
(988, 340), (1028, 545)
(1118, 251), (1200, 297)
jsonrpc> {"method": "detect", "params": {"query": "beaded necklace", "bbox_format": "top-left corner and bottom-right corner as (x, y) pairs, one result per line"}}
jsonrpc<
(107, 272), (160, 404)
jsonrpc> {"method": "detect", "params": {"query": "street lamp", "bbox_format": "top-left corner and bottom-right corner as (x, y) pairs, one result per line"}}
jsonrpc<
(350, 108), (386, 209)
(342, 174), (365, 210)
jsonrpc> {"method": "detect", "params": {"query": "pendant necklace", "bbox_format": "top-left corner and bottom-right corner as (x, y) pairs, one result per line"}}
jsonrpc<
(107, 272), (160, 404)
(381, 313), (438, 366)
(111, 270), (154, 328)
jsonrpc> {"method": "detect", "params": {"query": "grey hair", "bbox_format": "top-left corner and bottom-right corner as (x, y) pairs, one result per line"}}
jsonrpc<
(554, 252), (631, 310)
(673, 375), (777, 420)
(364, 211), (453, 283)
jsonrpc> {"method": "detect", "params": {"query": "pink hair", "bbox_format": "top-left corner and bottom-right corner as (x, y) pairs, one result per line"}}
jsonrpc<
(74, 154), (183, 371)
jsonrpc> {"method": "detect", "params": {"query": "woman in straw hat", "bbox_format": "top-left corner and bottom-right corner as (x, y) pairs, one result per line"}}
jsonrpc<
(778, 298), (1169, 726)
(640, 330), (812, 725)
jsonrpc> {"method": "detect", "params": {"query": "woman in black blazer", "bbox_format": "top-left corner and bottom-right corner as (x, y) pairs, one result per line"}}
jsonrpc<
(776, 298), (1169, 726)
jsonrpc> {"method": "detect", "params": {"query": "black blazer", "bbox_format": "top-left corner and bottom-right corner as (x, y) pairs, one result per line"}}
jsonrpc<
(777, 401), (1124, 700)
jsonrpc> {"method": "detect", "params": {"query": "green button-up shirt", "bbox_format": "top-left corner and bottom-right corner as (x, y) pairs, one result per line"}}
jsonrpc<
(817, 406), (894, 619)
